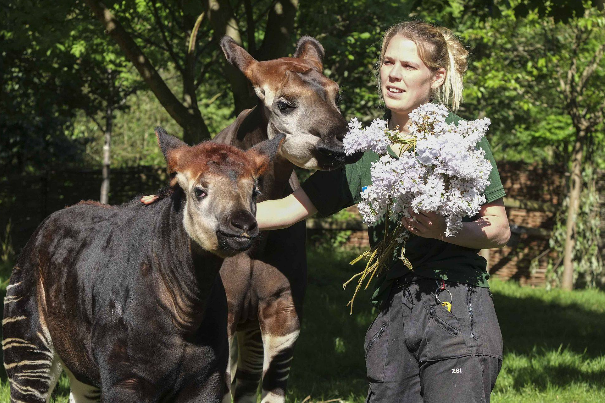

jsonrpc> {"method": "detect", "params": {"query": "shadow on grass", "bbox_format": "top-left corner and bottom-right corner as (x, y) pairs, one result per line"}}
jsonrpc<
(287, 248), (605, 400)
(2, 247), (604, 401)
(492, 291), (605, 359)
(509, 362), (605, 392)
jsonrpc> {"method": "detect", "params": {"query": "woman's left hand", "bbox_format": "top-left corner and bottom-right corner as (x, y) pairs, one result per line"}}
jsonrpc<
(401, 208), (446, 240)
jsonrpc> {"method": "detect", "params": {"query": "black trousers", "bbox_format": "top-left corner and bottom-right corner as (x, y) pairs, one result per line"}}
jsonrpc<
(365, 274), (503, 403)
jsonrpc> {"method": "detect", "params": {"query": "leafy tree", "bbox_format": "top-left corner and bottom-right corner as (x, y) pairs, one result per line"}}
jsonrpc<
(460, 1), (605, 289)
(83, 0), (299, 144)
(0, 1), (90, 174)
(296, 0), (421, 122)
(70, 26), (144, 203)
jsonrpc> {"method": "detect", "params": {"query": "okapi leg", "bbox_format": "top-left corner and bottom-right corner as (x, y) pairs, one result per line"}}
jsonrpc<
(231, 326), (264, 403)
(3, 277), (62, 403)
(258, 295), (301, 403)
(63, 365), (100, 403)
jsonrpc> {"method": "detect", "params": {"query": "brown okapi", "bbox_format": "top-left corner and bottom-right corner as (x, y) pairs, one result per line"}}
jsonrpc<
(2, 128), (283, 403)
(210, 36), (354, 402)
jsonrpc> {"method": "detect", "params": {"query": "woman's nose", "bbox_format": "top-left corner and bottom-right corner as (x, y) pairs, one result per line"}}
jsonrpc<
(388, 64), (403, 81)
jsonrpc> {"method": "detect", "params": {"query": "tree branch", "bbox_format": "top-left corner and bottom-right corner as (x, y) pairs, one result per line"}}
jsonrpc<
(205, 0), (255, 113)
(244, 0), (256, 55)
(88, 114), (105, 133)
(256, 0), (298, 61)
(195, 49), (221, 89)
(83, 0), (204, 138)
(159, 0), (186, 36)
(578, 42), (605, 93)
(147, 0), (185, 73)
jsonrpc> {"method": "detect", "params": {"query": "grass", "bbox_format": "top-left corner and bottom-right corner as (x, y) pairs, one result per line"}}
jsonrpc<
(1, 246), (604, 402)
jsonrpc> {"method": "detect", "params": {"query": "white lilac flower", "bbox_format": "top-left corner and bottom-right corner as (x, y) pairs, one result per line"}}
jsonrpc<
(343, 118), (390, 155)
(346, 103), (493, 237)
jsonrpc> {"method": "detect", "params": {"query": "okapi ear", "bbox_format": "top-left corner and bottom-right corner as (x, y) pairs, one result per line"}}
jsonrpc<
(246, 133), (286, 177)
(156, 126), (188, 162)
(220, 36), (257, 79)
(156, 127), (189, 187)
(293, 36), (324, 71)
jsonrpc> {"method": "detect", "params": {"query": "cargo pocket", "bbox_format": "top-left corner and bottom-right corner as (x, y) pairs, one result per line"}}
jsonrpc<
(421, 300), (471, 362)
(365, 312), (389, 382)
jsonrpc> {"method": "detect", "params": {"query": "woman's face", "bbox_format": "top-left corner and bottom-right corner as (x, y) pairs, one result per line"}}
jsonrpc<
(380, 35), (445, 119)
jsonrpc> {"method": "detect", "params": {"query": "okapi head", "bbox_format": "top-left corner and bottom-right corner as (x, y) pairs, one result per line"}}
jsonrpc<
(221, 36), (354, 170)
(157, 127), (282, 257)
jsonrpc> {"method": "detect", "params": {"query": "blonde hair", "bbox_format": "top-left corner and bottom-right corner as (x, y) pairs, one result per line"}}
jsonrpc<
(379, 21), (468, 111)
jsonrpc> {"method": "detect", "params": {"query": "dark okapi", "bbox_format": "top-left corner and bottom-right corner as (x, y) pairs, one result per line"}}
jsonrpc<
(211, 36), (353, 403)
(2, 128), (283, 403)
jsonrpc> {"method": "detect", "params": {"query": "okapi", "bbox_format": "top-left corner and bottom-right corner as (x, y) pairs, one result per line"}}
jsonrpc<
(2, 128), (283, 403)
(212, 36), (352, 402)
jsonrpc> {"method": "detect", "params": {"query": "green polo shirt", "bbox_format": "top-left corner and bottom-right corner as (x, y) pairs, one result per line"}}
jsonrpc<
(301, 113), (505, 303)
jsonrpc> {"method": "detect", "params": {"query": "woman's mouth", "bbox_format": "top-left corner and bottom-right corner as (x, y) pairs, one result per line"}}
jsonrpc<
(386, 86), (405, 96)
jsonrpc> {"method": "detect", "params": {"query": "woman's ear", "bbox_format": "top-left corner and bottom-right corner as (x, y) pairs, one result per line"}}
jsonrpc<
(431, 67), (447, 89)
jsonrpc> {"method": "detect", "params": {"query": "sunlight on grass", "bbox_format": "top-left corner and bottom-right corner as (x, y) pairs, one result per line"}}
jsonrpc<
(1, 246), (604, 402)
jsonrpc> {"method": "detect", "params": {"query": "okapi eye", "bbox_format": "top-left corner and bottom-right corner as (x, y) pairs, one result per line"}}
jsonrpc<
(335, 92), (342, 105)
(276, 100), (295, 113)
(253, 187), (262, 198)
(194, 188), (207, 200)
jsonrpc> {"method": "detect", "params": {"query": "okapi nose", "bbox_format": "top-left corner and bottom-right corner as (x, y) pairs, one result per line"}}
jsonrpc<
(317, 146), (346, 161)
(229, 210), (258, 236)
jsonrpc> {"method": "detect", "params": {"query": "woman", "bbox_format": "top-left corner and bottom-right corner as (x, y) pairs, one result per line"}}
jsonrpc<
(256, 21), (510, 402)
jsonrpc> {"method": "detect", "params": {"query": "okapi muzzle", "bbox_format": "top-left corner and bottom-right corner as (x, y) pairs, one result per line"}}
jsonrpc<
(217, 208), (258, 253)
(221, 36), (361, 172)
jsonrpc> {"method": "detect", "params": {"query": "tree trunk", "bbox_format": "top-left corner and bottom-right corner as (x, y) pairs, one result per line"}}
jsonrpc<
(561, 128), (587, 290)
(256, 0), (299, 61)
(205, 0), (257, 114)
(100, 105), (113, 204)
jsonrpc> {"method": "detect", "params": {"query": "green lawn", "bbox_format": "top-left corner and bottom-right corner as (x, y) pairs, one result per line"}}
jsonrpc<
(1, 247), (604, 402)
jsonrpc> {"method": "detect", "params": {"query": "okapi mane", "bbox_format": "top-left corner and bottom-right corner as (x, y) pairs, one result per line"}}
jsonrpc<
(168, 141), (264, 180)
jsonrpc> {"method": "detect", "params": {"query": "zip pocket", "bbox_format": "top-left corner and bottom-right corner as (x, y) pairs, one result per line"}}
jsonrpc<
(365, 322), (388, 358)
(429, 306), (460, 336)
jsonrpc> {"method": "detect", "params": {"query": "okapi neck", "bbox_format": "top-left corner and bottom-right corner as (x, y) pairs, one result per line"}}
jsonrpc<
(152, 195), (223, 333)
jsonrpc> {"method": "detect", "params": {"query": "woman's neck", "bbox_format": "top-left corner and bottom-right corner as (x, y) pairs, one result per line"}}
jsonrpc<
(388, 112), (410, 134)
(388, 111), (415, 156)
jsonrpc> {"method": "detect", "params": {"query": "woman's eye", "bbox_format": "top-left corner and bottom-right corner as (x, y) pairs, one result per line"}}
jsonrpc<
(276, 100), (295, 112)
(194, 188), (207, 199)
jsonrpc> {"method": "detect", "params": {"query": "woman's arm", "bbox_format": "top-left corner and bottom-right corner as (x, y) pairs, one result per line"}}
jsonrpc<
(402, 198), (511, 249)
(256, 187), (318, 230)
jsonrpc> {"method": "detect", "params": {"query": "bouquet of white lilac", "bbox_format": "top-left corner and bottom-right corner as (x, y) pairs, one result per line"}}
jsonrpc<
(342, 103), (493, 311)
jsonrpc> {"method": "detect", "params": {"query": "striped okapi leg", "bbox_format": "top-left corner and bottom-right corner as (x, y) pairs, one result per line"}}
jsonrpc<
(3, 277), (63, 403)
(258, 294), (301, 403)
(231, 326), (265, 403)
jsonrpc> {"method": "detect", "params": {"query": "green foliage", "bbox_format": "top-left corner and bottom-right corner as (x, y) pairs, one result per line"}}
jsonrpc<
(460, 1), (605, 166)
(0, 1), (92, 173)
(297, 0), (420, 122)
(544, 167), (604, 289)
